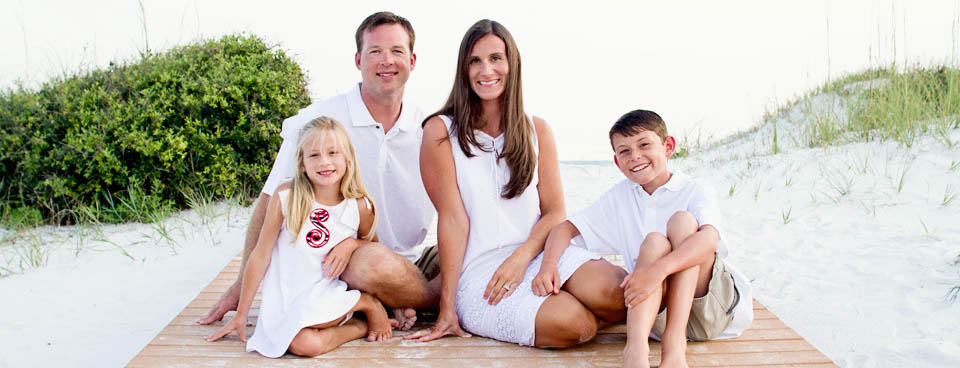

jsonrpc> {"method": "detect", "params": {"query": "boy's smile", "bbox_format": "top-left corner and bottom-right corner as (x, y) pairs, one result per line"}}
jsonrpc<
(612, 130), (676, 194)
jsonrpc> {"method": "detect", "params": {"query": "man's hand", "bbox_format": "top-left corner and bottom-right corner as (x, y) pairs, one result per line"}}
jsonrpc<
(403, 309), (471, 343)
(196, 280), (240, 325)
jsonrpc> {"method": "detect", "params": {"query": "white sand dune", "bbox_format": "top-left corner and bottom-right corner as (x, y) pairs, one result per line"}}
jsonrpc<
(2, 110), (959, 366)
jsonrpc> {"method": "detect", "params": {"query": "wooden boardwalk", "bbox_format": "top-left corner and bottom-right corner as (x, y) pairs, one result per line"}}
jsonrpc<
(127, 257), (836, 367)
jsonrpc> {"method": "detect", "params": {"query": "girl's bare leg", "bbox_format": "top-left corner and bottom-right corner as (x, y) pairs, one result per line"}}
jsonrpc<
(288, 318), (368, 357)
(354, 292), (396, 341)
(301, 292), (397, 344)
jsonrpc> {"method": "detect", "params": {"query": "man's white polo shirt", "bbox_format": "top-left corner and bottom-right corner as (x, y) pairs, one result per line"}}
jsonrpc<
(262, 83), (434, 262)
(568, 171), (753, 339)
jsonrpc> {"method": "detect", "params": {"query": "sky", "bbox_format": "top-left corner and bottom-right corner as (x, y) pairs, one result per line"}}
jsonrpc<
(2, 0), (958, 160)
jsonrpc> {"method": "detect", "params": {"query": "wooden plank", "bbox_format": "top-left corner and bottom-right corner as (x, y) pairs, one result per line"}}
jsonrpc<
(138, 338), (818, 358)
(130, 352), (831, 367)
(128, 255), (837, 367)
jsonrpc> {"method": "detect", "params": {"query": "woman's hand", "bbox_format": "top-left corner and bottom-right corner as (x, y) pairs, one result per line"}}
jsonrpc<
(204, 315), (248, 342)
(403, 308), (471, 342)
(483, 249), (532, 305)
(531, 263), (562, 296)
(323, 238), (359, 279)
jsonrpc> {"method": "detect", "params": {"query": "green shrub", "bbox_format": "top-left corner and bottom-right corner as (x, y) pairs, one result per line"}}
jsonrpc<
(0, 34), (310, 224)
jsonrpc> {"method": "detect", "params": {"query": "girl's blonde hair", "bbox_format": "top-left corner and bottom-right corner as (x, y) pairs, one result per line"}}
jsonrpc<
(286, 116), (377, 241)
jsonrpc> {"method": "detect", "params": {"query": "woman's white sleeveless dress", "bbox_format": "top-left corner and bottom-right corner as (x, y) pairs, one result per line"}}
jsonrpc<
(246, 190), (362, 358)
(440, 115), (600, 346)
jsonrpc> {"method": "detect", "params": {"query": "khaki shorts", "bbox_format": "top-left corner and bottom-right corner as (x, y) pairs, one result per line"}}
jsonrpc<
(414, 245), (441, 281)
(651, 256), (740, 341)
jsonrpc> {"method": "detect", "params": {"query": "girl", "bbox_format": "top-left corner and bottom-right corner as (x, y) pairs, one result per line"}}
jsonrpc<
(407, 20), (628, 347)
(206, 116), (395, 357)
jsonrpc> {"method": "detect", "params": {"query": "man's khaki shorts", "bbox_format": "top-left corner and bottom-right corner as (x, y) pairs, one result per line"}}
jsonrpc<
(651, 255), (740, 341)
(414, 245), (441, 281)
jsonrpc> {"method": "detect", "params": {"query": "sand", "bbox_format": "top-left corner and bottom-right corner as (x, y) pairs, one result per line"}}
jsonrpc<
(2, 110), (959, 366)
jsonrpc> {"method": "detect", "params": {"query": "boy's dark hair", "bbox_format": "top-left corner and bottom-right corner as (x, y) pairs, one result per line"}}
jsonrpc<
(609, 109), (668, 149)
(355, 12), (416, 53)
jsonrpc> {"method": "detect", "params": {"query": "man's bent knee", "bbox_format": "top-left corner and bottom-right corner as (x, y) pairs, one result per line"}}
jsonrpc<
(342, 242), (410, 292)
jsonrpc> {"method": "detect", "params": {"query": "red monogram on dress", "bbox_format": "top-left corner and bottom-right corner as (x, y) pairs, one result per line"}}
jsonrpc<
(305, 208), (331, 248)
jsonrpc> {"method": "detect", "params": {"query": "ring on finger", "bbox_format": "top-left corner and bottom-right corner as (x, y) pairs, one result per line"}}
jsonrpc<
(502, 284), (511, 291)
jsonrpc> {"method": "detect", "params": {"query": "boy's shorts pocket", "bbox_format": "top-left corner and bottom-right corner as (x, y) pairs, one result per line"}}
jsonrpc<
(652, 256), (739, 341)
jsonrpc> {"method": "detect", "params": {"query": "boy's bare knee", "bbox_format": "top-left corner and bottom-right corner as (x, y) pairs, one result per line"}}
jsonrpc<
(643, 232), (668, 245)
(641, 232), (671, 256)
(666, 211), (698, 245)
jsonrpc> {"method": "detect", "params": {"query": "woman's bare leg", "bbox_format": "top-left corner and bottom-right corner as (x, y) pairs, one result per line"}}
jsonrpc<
(562, 259), (628, 324)
(533, 291), (598, 348)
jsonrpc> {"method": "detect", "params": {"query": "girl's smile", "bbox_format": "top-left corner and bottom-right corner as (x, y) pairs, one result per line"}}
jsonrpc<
(301, 132), (347, 197)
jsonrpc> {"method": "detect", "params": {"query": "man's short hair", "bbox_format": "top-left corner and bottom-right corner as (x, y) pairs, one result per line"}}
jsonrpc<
(355, 11), (415, 53)
(609, 110), (669, 149)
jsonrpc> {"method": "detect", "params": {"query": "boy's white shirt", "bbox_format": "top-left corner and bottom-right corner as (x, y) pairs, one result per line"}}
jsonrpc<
(261, 83), (434, 263)
(568, 170), (753, 339)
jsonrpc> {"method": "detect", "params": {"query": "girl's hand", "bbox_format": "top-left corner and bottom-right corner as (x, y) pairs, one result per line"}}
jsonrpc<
(403, 308), (471, 342)
(483, 250), (530, 306)
(204, 315), (248, 342)
(323, 238), (358, 279)
(531, 263), (561, 296)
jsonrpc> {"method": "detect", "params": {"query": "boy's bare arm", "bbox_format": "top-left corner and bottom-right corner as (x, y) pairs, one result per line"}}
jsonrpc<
(532, 220), (579, 296)
(623, 225), (718, 307)
(543, 221), (579, 265)
(649, 225), (719, 280)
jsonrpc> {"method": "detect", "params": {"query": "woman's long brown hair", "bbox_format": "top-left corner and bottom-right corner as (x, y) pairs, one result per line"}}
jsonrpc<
(426, 19), (536, 199)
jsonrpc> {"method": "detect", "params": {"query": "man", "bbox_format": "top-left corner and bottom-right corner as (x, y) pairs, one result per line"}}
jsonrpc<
(197, 11), (438, 331)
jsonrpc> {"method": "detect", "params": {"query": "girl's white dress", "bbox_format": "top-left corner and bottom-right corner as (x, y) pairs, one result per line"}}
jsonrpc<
(246, 190), (362, 358)
(440, 115), (600, 346)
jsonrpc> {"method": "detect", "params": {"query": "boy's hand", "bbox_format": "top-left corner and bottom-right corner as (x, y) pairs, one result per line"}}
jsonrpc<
(204, 315), (248, 342)
(620, 267), (664, 308)
(532, 264), (562, 296)
(323, 238), (359, 279)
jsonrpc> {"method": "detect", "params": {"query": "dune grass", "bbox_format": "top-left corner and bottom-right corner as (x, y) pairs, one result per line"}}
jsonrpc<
(773, 65), (960, 149)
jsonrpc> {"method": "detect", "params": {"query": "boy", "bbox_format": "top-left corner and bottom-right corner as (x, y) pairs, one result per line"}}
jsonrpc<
(532, 110), (752, 368)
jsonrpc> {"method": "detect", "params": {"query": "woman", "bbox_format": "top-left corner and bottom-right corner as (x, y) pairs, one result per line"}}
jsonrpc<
(405, 19), (627, 347)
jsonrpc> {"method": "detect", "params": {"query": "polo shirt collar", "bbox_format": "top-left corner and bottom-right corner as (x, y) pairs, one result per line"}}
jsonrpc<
(630, 170), (689, 195)
(347, 83), (417, 132)
(660, 170), (690, 192)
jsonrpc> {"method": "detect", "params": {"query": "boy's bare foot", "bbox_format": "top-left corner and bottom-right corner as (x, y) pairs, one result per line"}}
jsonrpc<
(658, 347), (689, 368)
(623, 344), (650, 368)
(392, 308), (417, 331)
(197, 281), (240, 325)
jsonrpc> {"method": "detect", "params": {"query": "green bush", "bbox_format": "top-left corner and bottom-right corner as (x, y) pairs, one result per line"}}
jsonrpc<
(0, 34), (310, 224)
